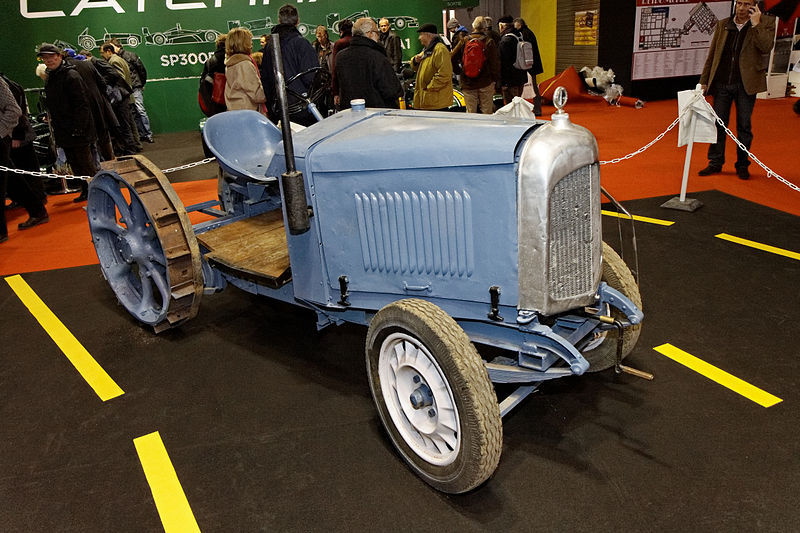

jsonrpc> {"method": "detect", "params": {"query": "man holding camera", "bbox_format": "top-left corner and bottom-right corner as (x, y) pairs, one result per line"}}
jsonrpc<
(698, 0), (775, 179)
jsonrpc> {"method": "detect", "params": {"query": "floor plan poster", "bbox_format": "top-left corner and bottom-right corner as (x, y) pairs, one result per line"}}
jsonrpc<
(632, 0), (732, 80)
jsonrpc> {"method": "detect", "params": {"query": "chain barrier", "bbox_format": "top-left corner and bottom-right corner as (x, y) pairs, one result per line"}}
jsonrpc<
(0, 156), (217, 182)
(3, 101), (796, 192)
(160, 157), (217, 174)
(599, 93), (799, 193)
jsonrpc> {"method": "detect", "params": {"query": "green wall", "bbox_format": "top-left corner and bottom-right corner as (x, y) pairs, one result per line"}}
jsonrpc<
(4, 1), (446, 133)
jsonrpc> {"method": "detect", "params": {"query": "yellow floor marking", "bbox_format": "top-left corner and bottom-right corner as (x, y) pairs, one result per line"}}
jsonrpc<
(4, 275), (123, 402)
(601, 210), (675, 226)
(653, 343), (782, 408)
(715, 233), (800, 261)
(134, 431), (201, 533)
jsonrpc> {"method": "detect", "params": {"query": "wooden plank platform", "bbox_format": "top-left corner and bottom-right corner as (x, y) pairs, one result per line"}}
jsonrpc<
(196, 210), (291, 288)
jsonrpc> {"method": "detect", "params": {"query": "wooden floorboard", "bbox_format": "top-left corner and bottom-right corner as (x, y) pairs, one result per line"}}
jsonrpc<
(197, 210), (290, 284)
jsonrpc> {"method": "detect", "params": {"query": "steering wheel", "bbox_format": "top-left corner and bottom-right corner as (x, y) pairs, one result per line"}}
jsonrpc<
(283, 66), (331, 117)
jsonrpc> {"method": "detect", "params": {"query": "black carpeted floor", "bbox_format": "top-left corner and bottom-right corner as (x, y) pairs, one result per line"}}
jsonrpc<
(1, 190), (798, 531)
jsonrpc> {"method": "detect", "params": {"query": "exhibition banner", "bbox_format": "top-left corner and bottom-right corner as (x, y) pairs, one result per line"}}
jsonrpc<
(5, 1), (443, 132)
(632, 0), (732, 80)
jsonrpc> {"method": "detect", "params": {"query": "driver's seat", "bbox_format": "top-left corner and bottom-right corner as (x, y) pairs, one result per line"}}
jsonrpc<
(202, 110), (282, 181)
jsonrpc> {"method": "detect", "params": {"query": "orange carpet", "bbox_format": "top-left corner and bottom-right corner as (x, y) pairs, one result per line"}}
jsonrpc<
(1, 96), (797, 276)
(0, 179), (217, 276)
(543, 96), (798, 215)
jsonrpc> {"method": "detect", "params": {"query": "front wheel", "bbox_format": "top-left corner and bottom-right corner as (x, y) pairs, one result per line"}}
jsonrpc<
(366, 299), (502, 493)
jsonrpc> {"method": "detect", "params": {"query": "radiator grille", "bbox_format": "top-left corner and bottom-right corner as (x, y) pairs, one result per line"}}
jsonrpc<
(548, 166), (594, 299)
(354, 190), (474, 276)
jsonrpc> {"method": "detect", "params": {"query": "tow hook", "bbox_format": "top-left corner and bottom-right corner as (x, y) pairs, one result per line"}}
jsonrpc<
(598, 316), (654, 380)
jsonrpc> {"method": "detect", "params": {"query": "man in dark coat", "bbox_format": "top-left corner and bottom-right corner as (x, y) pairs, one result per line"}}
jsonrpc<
(1, 74), (48, 231)
(260, 4), (319, 125)
(97, 45), (138, 156)
(378, 17), (403, 73)
(1, 75), (22, 242)
(330, 19), (353, 109)
(37, 43), (98, 202)
(112, 39), (153, 143)
(497, 16), (528, 105)
(335, 18), (403, 109)
(514, 17), (544, 115)
(64, 51), (117, 162)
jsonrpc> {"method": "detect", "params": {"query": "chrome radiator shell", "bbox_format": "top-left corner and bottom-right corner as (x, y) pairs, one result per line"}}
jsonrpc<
(517, 119), (602, 316)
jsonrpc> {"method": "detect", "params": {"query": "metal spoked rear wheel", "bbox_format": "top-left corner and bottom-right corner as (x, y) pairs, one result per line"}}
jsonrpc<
(87, 156), (203, 332)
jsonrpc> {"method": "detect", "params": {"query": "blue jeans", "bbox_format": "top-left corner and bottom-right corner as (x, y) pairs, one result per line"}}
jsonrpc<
(707, 80), (756, 170)
(132, 88), (153, 138)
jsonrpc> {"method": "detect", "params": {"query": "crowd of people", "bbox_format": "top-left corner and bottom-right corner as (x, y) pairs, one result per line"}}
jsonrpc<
(197, 5), (544, 121)
(2, 4), (543, 245)
(1, 34), (157, 243)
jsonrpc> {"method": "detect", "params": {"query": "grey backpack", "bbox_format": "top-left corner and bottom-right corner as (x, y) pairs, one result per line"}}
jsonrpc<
(512, 34), (534, 70)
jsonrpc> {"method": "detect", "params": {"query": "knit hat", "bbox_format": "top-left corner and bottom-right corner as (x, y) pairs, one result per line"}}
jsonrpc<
(447, 18), (460, 31)
(36, 42), (62, 56)
(498, 15), (514, 24)
(417, 23), (438, 34)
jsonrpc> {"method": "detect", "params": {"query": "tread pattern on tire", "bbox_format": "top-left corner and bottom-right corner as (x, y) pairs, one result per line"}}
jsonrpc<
(366, 298), (503, 493)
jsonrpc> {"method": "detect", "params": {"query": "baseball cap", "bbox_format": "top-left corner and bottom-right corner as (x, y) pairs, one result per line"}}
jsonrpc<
(37, 43), (62, 56)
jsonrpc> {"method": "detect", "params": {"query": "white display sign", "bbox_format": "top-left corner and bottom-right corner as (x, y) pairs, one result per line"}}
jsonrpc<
(632, 0), (732, 80)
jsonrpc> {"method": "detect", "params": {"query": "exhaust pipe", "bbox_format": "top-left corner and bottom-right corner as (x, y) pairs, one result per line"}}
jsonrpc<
(270, 31), (310, 235)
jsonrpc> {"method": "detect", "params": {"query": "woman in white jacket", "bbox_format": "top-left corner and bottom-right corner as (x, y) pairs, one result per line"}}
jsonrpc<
(225, 27), (267, 115)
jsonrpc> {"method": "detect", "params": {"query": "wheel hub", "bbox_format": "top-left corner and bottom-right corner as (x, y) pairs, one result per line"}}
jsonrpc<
(409, 382), (433, 410)
(378, 332), (461, 466)
(117, 233), (135, 263)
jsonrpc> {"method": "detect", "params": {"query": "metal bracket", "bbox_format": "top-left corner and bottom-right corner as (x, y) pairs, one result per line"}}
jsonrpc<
(611, 318), (654, 380)
(596, 282), (643, 325)
(337, 275), (350, 307)
(488, 285), (503, 321)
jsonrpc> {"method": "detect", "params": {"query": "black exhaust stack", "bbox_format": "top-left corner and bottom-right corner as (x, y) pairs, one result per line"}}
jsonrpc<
(271, 32), (310, 235)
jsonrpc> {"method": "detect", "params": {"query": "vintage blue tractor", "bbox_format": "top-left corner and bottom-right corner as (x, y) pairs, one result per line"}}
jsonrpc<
(86, 44), (643, 494)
